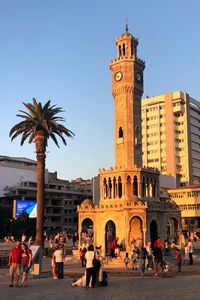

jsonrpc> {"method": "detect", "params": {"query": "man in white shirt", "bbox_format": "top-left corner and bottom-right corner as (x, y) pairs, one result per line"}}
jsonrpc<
(52, 244), (64, 279)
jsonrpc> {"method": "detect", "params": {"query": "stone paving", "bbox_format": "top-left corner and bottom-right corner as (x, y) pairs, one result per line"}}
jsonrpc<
(1, 272), (200, 300)
(1, 256), (200, 300)
(1, 241), (200, 300)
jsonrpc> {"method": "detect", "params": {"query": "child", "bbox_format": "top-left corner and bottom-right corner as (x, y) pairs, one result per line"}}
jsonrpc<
(176, 249), (182, 273)
(131, 250), (138, 270)
(124, 252), (130, 269)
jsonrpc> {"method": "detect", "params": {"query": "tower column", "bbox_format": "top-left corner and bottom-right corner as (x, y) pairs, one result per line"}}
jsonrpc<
(143, 228), (147, 247)
(138, 180), (142, 198)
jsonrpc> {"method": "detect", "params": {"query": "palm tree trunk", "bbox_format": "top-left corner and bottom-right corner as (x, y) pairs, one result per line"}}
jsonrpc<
(35, 152), (45, 247)
(35, 133), (46, 247)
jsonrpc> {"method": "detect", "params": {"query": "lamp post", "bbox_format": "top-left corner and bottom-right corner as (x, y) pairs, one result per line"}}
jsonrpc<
(9, 219), (13, 236)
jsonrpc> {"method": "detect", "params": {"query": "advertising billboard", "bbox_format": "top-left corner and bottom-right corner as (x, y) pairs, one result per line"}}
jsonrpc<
(13, 200), (37, 218)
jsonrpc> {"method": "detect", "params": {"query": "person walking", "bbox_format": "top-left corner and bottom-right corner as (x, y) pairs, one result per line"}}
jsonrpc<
(176, 248), (182, 273)
(85, 244), (99, 288)
(80, 245), (87, 267)
(20, 243), (32, 287)
(146, 242), (153, 270)
(184, 242), (189, 264)
(164, 239), (170, 256)
(124, 252), (130, 269)
(155, 237), (162, 248)
(52, 244), (64, 279)
(153, 242), (163, 277)
(131, 250), (138, 271)
(188, 239), (193, 265)
(138, 247), (147, 276)
(8, 240), (22, 287)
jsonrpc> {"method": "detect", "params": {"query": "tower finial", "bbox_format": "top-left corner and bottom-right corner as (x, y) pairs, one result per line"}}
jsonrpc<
(125, 18), (129, 32)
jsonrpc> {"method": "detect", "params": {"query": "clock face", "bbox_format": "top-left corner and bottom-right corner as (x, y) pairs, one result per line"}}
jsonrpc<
(114, 71), (123, 82)
(136, 72), (142, 82)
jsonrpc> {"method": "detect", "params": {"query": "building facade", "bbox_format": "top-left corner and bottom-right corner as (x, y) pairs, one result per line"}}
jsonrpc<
(0, 156), (39, 197)
(78, 28), (181, 256)
(142, 91), (200, 186)
(168, 184), (200, 232)
(0, 156), (92, 236)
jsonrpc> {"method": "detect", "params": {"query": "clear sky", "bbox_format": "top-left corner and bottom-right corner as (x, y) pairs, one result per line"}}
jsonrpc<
(0, 0), (200, 181)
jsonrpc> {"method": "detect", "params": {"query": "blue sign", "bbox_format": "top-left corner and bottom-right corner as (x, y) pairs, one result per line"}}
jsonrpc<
(16, 200), (37, 218)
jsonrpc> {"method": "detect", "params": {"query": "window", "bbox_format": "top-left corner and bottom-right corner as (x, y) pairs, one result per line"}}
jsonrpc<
(119, 45), (122, 57)
(122, 43), (125, 55)
(119, 127), (123, 138)
(148, 158), (159, 163)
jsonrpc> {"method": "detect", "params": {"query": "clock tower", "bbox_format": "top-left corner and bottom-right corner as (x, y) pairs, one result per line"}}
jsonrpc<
(110, 26), (145, 169)
(77, 27), (180, 258)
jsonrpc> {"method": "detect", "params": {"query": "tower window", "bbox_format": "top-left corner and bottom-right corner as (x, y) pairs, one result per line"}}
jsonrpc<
(131, 42), (133, 56)
(119, 127), (123, 138)
(119, 45), (122, 57)
(122, 43), (125, 55)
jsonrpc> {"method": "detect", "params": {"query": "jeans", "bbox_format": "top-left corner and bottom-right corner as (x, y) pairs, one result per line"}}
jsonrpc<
(189, 253), (193, 265)
(138, 259), (145, 274)
(56, 262), (64, 279)
(177, 262), (181, 272)
(86, 267), (97, 287)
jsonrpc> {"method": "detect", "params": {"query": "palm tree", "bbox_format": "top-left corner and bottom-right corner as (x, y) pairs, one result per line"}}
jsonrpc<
(9, 98), (74, 246)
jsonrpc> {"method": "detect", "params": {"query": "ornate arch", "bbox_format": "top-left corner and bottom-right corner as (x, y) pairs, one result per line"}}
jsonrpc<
(128, 215), (143, 248)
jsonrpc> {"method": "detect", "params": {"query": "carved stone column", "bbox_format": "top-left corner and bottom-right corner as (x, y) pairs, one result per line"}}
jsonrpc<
(143, 228), (147, 247)
(138, 180), (142, 198)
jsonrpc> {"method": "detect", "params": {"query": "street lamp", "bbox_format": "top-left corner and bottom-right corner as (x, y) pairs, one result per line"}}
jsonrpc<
(9, 219), (13, 236)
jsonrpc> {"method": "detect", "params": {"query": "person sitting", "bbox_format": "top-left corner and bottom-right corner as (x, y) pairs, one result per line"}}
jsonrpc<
(114, 245), (120, 258)
(71, 271), (87, 287)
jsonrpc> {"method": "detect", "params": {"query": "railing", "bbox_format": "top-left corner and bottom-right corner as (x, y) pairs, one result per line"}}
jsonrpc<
(0, 250), (9, 268)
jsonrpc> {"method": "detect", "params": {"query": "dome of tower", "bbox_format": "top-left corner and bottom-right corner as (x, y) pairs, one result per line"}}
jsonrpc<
(80, 199), (94, 209)
(121, 31), (133, 38)
(121, 23), (133, 38)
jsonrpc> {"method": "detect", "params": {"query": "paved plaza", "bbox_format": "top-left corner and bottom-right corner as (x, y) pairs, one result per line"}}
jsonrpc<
(1, 241), (200, 299)
(1, 272), (200, 300)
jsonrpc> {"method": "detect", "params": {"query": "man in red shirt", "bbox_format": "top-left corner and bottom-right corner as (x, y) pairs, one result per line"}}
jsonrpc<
(155, 237), (162, 248)
(110, 237), (119, 258)
(8, 240), (22, 287)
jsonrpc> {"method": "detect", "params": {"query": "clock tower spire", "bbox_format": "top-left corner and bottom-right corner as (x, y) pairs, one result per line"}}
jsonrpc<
(110, 29), (145, 169)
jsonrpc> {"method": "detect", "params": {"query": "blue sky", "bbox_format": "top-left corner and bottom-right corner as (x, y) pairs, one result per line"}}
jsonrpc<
(0, 0), (200, 180)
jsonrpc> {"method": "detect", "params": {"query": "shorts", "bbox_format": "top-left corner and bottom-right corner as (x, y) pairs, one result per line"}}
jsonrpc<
(9, 263), (20, 276)
(21, 264), (31, 273)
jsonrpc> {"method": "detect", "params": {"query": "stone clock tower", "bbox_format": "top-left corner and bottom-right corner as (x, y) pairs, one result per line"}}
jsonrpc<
(77, 27), (181, 257)
(110, 25), (145, 168)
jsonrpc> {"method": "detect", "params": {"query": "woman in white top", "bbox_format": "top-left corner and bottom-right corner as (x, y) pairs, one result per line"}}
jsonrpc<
(85, 244), (99, 288)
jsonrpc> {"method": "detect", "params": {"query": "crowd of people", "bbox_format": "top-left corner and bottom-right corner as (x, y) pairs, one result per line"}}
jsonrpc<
(95, 236), (196, 277)
(5, 230), (199, 288)
(4, 235), (15, 244)
(120, 238), (169, 276)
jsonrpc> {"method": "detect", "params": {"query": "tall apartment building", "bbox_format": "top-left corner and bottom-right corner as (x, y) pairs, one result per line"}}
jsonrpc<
(142, 91), (200, 186)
